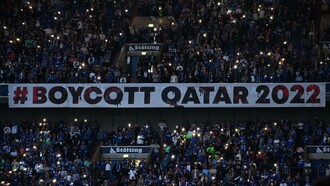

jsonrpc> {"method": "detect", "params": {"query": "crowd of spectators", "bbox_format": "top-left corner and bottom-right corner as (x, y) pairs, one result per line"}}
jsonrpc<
(133, 0), (330, 83)
(95, 117), (330, 186)
(0, 119), (99, 185)
(1, 117), (330, 185)
(0, 0), (132, 84)
(0, 0), (329, 84)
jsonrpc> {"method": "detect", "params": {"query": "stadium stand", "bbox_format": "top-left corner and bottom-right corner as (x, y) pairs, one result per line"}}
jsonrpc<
(0, 119), (99, 185)
(93, 118), (330, 185)
(0, 0), (329, 83)
(1, 117), (330, 185)
(1, 0), (330, 185)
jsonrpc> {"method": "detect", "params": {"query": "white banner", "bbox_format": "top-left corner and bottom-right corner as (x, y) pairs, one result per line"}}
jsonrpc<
(8, 83), (326, 108)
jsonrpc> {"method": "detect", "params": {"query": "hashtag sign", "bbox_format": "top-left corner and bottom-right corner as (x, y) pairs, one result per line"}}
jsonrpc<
(13, 87), (28, 104)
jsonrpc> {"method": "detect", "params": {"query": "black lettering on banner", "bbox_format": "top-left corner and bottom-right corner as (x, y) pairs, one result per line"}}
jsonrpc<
(161, 86), (181, 104)
(199, 87), (214, 104)
(124, 87), (139, 104)
(290, 85), (304, 103)
(213, 87), (231, 104)
(272, 85), (289, 104)
(306, 84), (320, 103)
(33, 87), (47, 104)
(84, 87), (102, 104)
(256, 85), (270, 103)
(233, 87), (248, 104)
(68, 87), (84, 104)
(182, 87), (200, 104)
(48, 86), (68, 104)
(140, 87), (155, 104)
(104, 87), (123, 105)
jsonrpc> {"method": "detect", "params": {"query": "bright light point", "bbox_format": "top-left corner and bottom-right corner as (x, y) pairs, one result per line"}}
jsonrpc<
(203, 33), (207, 37)
(84, 119), (87, 122)
(3, 26), (7, 29)
(74, 118), (77, 122)
(283, 41), (287, 45)
(125, 9), (128, 13)
(217, 2), (221, 6)
(270, 16), (273, 20)
(54, 17), (57, 20)
(16, 38), (20, 42)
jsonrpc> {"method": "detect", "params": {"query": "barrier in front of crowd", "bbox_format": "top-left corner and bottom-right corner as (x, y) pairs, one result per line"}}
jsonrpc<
(100, 146), (152, 160)
(306, 145), (330, 160)
(5, 83), (327, 108)
(126, 43), (163, 56)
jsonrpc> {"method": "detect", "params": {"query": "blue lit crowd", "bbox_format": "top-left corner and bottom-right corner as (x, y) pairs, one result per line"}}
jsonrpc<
(0, 0), (330, 84)
(0, 119), (98, 185)
(94, 118), (330, 185)
(2, 117), (330, 185)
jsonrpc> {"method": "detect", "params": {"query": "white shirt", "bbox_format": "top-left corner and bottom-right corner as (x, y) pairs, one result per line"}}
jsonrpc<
(137, 135), (144, 145)
(120, 76), (127, 83)
(170, 75), (178, 83)
(105, 163), (111, 171)
(129, 169), (136, 180)
(34, 163), (44, 173)
(11, 125), (17, 134)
